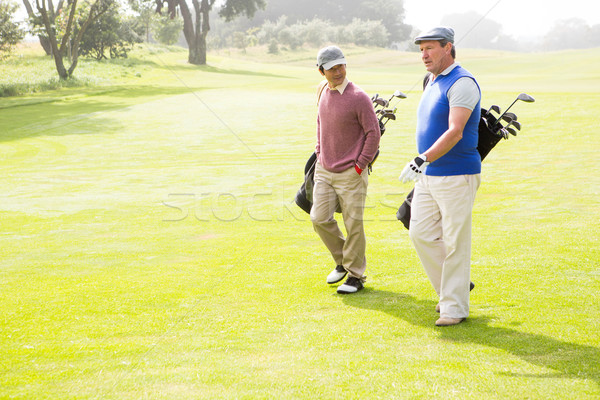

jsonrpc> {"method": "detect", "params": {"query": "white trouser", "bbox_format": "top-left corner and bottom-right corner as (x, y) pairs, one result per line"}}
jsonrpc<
(409, 174), (480, 319)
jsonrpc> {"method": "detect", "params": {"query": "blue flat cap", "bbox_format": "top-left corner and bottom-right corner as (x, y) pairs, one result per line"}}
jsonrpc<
(414, 27), (455, 44)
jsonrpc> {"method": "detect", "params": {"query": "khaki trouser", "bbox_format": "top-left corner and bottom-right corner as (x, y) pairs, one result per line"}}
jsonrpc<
(310, 161), (368, 280)
(409, 174), (481, 319)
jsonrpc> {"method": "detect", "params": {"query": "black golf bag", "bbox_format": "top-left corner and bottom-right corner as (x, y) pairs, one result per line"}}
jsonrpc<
(294, 151), (318, 214)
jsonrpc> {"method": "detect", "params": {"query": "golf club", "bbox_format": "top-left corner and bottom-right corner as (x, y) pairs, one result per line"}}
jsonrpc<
(387, 90), (407, 102)
(380, 112), (396, 125)
(495, 114), (513, 132)
(506, 120), (521, 131)
(498, 93), (535, 121)
(373, 98), (388, 108)
(377, 107), (396, 115)
(388, 90), (407, 109)
(485, 105), (501, 118)
(495, 119), (520, 137)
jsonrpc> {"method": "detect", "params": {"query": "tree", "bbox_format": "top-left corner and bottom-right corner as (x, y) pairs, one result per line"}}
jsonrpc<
(78, 4), (143, 59)
(353, 0), (410, 43)
(22, 0), (59, 54)
(156, 0), (265, 65)
(348, 18), (389, 47)
(153, 13), (182, 45)
(128, 0), (156, 42)
(0, 0), (25, 57)
(543, 18), (594, 50)
(34, 0), (114, 78)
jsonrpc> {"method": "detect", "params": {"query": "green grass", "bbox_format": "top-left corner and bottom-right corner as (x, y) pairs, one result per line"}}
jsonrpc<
(1, 43), (599, 399)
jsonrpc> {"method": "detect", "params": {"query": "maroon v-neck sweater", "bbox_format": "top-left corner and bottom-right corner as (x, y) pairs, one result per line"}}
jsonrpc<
(316, 82), (380, 172)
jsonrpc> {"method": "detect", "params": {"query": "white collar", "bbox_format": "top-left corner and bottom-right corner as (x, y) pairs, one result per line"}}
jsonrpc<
(330, 78), (349, 94)
(439, 62), (460, 76)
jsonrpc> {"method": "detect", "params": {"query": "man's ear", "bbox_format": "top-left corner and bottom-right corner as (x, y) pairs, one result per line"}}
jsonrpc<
(445, 42), (453, 54)
(318, 67), (325, 76)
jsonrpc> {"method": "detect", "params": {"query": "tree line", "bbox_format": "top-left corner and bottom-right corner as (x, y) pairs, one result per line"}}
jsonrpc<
(0, 0), (411, 79)
(1, 0), (268, 78)
(1, 0), (599, 80)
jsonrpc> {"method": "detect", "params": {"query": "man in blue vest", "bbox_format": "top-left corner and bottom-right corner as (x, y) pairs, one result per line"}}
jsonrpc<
(399, 27), (481, 326)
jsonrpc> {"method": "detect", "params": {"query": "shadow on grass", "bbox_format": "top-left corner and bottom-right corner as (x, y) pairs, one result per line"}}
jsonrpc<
(342, 289), (600, 386)
(0, 85), (204, 142)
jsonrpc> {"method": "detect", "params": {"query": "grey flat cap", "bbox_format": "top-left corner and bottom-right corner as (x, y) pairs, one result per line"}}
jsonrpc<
(414, 27), (455, 44)
(317, 46), (346, 70)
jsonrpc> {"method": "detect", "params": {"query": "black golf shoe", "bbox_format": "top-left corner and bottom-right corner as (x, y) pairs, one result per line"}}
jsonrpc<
(337, 276), (364, 294)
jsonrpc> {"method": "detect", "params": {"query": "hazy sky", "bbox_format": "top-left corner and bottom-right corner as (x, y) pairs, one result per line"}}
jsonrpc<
(14, 0), (600, 43)
(404, 0), (600, 39)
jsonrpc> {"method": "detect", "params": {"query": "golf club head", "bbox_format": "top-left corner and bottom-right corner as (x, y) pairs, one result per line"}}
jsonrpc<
(501, 115), (514, 126)
(484, 105), (501, 120)
(379, 112), (394, 120)
(517, 93), (535, 103)
(509, 120), (522, 130)
(371, 93), (379, 101)
(500, 93), (535, 121)
(394, 90), (407, 99)
(503, 112), (517, 121)
(373, 98), (388, 107)
(388, 90), (407, 102)
(380, 113), (396, 125)
(506, 127), (517, 136)
(501, 115), (513, 124)
(493, 124), (506, 137)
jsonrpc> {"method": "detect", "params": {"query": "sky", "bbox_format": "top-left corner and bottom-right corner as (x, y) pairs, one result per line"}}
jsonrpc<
(14, 0), (600, 42)
(403, 0), (600, 39)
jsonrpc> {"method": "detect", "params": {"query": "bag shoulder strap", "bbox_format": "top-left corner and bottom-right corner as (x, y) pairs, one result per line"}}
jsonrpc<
(317, 80), (328, 106)
(422, 72), (432, 91)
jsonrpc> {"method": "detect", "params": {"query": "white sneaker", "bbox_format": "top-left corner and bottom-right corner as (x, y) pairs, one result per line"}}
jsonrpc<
(326, 265), (347, 284)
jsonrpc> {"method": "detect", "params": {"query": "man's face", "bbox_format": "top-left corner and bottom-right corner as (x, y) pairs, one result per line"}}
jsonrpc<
(321, 64), (346, 88)
(419, 40), (453, 76)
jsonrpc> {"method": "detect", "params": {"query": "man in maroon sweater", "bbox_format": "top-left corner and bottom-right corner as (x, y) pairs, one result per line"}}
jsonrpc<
(310, 46), (381, 294)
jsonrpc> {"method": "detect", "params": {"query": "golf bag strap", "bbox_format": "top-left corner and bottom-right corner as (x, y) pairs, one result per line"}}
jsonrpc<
(423, 72), (432, 90)
(317, 80), (328, 106)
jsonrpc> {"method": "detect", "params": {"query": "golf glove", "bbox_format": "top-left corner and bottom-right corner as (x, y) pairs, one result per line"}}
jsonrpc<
(399, 154), (429, 183)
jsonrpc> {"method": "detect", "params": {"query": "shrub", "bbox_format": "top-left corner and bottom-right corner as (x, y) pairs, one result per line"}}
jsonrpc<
(256, 15), (288, 45)
(340, 19), (389, 47)
(303, 18), (332, 47)
(278, 25), (303, 50)
(0, 0), (24, 57)
(267, 39), (278, 54)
